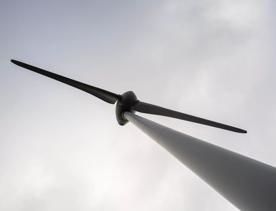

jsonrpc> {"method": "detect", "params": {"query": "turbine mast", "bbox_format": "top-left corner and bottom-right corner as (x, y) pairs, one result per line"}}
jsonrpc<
(124, 112), (276, 211)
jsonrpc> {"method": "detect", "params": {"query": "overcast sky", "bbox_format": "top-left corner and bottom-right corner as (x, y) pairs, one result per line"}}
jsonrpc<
(0, 0), (275, 210)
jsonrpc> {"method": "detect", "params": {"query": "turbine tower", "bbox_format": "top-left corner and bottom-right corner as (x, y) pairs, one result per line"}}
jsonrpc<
(11, 60), (276, 210)
(125, 112), (276, 211)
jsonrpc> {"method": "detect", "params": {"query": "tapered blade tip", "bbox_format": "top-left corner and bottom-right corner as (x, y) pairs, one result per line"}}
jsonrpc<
(236, 128), (247, 133)
(11, 59), (20, 65)
(242, 129), (247, 134)
(11, 59), (30, 69)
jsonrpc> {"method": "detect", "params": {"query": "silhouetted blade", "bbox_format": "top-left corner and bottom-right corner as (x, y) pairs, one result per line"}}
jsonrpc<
(133, 101), (247, 133)
(11, 59), (120, 104)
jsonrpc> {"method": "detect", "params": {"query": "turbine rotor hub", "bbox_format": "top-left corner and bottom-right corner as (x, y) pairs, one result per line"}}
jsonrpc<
(116, 91), (138, 125)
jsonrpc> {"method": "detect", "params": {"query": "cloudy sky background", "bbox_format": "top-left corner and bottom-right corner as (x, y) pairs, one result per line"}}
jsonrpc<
(0, 0), (275, 210)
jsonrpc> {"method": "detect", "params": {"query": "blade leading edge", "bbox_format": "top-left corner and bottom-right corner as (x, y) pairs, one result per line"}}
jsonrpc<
(11, 60), (120, 104)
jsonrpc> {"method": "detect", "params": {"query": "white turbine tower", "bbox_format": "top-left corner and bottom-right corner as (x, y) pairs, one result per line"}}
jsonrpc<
(125, 112), (276, 211)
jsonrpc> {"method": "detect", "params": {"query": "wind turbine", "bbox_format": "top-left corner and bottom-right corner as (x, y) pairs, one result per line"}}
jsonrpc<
(11, 59), (276, 211)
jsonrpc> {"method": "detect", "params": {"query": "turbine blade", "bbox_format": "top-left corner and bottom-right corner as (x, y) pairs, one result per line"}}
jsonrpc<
(133, 101), (247, 133)
(11, 59), (120, 104)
